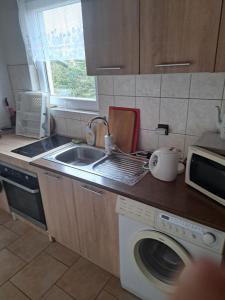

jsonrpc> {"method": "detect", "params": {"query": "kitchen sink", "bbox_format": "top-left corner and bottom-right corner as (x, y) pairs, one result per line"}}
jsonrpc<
(44, 143), (148, 186)
(55, 146), (105, 166)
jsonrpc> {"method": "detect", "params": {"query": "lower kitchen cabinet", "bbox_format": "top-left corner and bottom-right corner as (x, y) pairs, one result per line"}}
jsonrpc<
(38, 170), (119, 276)
(73, 181), (119, 277)
(37, 170), (80, 253)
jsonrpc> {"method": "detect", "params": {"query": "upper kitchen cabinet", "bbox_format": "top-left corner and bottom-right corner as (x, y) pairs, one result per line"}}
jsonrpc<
(81, 0), (139, 75)
(140, 0), (222, 74)
(216, 2), (225, 71)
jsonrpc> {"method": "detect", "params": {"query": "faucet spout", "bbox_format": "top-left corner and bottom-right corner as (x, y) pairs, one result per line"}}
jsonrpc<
(88, 116), (111, 136)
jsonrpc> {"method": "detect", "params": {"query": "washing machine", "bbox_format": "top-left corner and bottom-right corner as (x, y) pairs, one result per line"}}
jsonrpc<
(116, 196), (225, 300)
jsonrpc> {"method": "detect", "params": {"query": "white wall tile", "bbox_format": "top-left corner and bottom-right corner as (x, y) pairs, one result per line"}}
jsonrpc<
(66, 119), (82, 138)
(184, 135), (199, 158)
(158, 134), (185, 157)
(114, 75), (135, 96)
(186, 99), (221, 136)
(136, 97), (160, 130)
(55, 117), (67, 136)
(190, 73), (225, 99)
(161, 73), (191, 98)
(80, 121), (88, 140)
(136, 74), (161, 97)
(114, 96), (135, 108)
(99, 95), (114, 118)
(160, 98), (188, 134)
(8, 64), (31, 91)
(97, 76), (113, 95)
(138, 130), (159, 151)
(80, 112), (98, 122)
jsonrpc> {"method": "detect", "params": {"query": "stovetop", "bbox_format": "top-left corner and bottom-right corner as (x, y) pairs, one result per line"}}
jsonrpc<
(11, 135), (72, 158)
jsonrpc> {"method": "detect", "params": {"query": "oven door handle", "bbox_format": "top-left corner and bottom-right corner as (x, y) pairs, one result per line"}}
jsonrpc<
(0, 176), (40, 194)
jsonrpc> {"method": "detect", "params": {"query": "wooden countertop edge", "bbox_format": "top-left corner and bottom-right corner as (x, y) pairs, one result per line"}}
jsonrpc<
(31, 158), (225, 232)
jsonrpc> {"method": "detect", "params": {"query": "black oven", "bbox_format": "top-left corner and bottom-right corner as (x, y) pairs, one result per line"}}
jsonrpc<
(0, 163), (46, 229)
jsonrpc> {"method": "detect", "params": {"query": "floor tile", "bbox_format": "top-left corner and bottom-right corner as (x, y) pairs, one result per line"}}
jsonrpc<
(8, 229), (49, 262)
(4, 219), (32, 236)
(105, 277), (140, 300)
(96, 290), (117, 300)
(0, 209), (12, 225)
(57, 257), (111, 300)
(11, 253), (67, 300)
(41, 285), (74, 300)
(0, 225), (18, 250)
(0, 249), (25, 285)
(45, 242), (80, 266)
(0, 282), (29, 300)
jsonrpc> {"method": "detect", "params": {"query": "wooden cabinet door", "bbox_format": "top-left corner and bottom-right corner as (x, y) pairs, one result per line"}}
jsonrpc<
(81, 0), (139, 75)
(38, 171), (80, 253)
(140, 0), (222, 74)
(73, 181), (119, 276)
(215, 2), (225, 71)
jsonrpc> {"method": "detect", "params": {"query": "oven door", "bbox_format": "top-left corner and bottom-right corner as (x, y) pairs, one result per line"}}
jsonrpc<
(131, 231), (191, 293)
(0, 177), (46, 228)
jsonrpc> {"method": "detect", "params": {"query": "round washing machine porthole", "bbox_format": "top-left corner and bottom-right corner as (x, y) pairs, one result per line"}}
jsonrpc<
(131, 231), (191, 293)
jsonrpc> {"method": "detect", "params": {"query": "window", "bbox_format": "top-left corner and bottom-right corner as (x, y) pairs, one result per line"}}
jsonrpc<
(18, 0), (97, 111)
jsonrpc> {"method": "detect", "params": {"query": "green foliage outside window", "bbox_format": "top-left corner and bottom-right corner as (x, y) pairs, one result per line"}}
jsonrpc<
(51, 60), (96, 100)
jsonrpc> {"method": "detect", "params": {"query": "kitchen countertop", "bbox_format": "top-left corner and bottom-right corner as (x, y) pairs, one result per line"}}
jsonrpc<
(1, 134), (225, 232)
(32, 155), (225, 232)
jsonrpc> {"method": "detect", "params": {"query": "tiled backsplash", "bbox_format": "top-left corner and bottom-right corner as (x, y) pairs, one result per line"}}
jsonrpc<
(52, 72), (225, 157)
(97, 73), (225, 157)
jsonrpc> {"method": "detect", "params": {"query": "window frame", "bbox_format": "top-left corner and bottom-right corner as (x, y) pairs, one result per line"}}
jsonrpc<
(33, 0), (98, 111)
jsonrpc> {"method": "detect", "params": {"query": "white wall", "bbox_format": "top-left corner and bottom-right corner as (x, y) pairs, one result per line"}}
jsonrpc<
(0, 0), (31, 103)
(0, 37), (14, 129)
(0, 0), (27, 65)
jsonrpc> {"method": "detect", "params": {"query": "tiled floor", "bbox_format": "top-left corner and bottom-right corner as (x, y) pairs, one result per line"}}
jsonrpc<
(0, 209), (139, 300)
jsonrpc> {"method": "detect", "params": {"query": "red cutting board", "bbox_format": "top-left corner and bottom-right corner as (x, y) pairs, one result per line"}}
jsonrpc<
(109, 106), (140, 153)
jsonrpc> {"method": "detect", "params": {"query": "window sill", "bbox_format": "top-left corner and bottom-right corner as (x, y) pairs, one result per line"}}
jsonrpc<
(49, 106), (99, 121)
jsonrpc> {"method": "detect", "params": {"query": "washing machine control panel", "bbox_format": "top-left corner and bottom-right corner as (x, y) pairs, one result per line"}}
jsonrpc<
(157, 213), (224, 251)
(116, 196), (225, 253)
(116, 196), (155, 226)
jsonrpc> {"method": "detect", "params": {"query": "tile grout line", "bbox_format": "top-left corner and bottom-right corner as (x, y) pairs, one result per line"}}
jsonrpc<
(157, 74), (163, 148)
(184, 73), (192, 141)
(23, 251), (71, 300)
(10, 281), (33, 300)
(93, 275), (114, 300)
(221, 74), (225, 109)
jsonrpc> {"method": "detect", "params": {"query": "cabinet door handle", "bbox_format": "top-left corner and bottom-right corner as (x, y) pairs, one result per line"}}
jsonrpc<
(44, 172), (61, 180)
(96, 67), (122, 70)
(155, 63), (191, 68)
(80, 185), (103, 196)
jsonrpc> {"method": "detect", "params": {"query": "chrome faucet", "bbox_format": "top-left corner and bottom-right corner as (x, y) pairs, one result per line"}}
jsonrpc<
(88, 116), (114, 155)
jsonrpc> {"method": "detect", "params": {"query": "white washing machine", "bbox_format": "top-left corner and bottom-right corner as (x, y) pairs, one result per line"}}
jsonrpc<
(117, 196), (225, 300)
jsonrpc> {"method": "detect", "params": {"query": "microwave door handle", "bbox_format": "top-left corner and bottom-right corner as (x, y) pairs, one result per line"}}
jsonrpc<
(0, 176), (40, 194)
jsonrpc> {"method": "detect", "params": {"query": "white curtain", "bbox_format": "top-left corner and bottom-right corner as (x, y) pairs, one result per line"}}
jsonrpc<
(17, 0), (84, 91)
(17, 0), (84, 63)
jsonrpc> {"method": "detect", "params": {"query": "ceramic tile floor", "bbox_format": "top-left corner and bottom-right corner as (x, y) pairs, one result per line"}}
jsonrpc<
(0, 209), (139, 300)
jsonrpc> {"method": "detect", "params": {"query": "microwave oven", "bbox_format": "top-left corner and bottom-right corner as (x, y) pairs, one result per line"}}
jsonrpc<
(185, 146), (225, 206)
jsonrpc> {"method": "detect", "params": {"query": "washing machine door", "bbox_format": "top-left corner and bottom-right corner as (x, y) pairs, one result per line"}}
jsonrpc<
(132, 231), (191, 293)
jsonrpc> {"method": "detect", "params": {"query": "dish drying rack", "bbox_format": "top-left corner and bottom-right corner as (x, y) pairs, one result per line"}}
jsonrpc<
(16, 91), (49, 139)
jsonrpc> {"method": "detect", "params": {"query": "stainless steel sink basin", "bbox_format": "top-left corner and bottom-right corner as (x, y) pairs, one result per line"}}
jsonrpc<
(55, 146), (105, 166)
(44, 143), (148, 186)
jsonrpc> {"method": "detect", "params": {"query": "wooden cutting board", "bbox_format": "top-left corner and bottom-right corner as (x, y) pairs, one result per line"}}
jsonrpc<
(108, 108), (136, 153)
